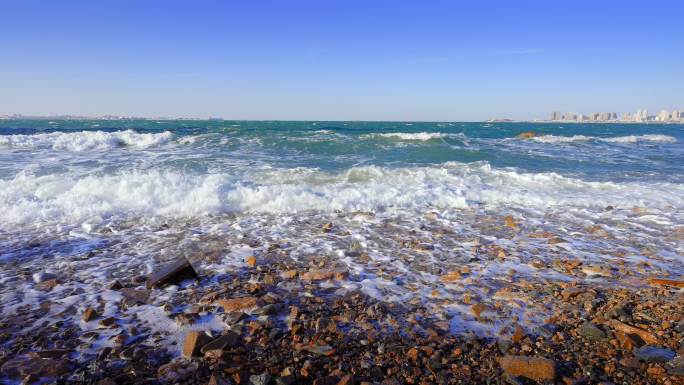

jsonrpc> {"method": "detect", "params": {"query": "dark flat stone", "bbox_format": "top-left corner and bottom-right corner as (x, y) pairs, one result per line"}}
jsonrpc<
(200, 331), (241, 354)
(634, 346), (675, 363)
(120, 288), (151, 305)
(147, 258), (198, 288)
(28, 349), (73, 359)
(579, 322), (606, 341)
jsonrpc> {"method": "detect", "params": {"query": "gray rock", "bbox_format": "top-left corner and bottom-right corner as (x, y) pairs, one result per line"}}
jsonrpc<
(221, 311), (247, 325)
(497, 339), (512, 354)
(579, 322), (606, 341)
(275, 376), (295, 385)
(666, 356), (684, 376)
(200, 332), (241, 354)
(120, 288), (150, 305)
(534, 324), (558, 338)
(32, 272), (57, 283)
(347, 241), (364, 256)
(249, 372), (272, 385)
(675, 320), (684, 333)
(315, 317), (337, 333)
(253, 304), (278, 316)
(634, 346), (675, 363)
(606, 304), (632, 323)
(173, 312), (200, 326)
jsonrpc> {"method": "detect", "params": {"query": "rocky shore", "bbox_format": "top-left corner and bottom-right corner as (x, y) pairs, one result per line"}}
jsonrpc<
(1, 215), (683, 385)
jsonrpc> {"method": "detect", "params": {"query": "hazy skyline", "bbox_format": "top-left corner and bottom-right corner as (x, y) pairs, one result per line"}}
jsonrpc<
(2, 0), (683, 121)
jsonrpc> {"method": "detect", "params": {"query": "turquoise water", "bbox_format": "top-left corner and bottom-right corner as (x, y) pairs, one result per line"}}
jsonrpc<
(1, 120), (683, 183)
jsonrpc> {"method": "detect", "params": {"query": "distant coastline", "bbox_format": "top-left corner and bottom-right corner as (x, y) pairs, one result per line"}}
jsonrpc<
(2, 114), (684, 124)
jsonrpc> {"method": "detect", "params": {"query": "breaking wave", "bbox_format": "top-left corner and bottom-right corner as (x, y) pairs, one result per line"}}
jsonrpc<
(362, 132), (449, 141)
(1, 162), (682, 227)
(0, 129), (174, 151)
(530, 134), (677, 144)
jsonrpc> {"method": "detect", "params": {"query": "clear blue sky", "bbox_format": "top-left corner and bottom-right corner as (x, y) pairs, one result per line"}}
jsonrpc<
(1, 0), (683, 121)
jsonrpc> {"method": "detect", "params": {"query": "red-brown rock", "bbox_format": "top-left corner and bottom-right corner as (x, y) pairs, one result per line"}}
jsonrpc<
(646, 278), (684, 288)
(607, 319), (660, 345)
(516, 131), (537, 139)
(182, 331), (212, 358)
(498, 355), (557, 382)
(0, 356), (71, 381)
(83, 307), (98, 322)
(215, 297), (261, 312)
(301, 268), (348, 281)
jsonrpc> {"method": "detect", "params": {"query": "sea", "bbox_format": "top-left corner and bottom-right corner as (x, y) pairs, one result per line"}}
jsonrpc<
(1, 120), (683, 338)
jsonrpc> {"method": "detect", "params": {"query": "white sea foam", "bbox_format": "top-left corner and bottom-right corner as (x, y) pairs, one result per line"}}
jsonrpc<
(364, 132), (448, 141)
(531, 134), (677, 144)
(1, 162), (682, 227)
(176, 135), (204, 144)
(0, 129), (174, 151)
(601, 134), (678, 144)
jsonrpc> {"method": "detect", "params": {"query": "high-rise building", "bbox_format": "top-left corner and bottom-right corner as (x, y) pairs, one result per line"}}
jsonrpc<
(634, 109), (648, 122)
(599, 112), (613, 121)
(547, 108), (680, 123)
(657, 110), (670, 121)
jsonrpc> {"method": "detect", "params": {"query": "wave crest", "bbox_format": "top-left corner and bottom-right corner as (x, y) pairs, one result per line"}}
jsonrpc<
(531, 134), (677, 144)
(1, 162), (682, 227)
(0, 129), (174, 151)
(363, 132), (448, 141)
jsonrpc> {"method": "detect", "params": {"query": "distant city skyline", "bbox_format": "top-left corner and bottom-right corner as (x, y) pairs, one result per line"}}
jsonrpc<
(4, 108), (684, 123)
(548, 107), (684, 123)
(1, 1), (683, 121)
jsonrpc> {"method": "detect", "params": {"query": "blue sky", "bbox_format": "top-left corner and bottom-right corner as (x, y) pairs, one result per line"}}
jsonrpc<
(1, 0), (683, 120)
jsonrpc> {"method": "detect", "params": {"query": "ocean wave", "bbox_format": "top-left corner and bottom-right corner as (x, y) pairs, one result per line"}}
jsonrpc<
(362, 132), (448, 141)
(0, 129), (174, 151)
(531, 134), (677, 144)
(176, 135), (198, 144)
(1, 162), (682, 227)
(601, 134), (678, 144)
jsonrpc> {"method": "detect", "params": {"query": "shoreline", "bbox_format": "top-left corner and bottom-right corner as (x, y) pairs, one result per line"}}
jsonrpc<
(1, 213), (683, 384)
